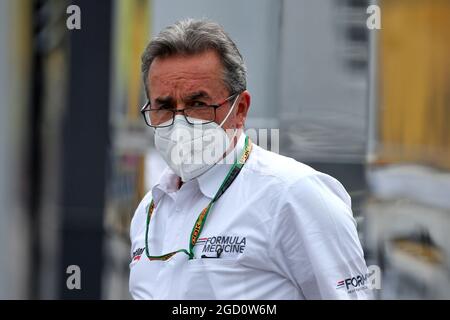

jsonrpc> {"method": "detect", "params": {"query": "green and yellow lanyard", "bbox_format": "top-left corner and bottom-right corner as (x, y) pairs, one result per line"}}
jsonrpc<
(144, 136), (253, 261)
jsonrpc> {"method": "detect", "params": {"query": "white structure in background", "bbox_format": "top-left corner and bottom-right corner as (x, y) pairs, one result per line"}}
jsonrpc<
(366, 165), (450, 299)
(279, 0), (369, 163)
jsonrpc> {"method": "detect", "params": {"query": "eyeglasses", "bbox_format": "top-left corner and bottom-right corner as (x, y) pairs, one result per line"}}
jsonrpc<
(140, 93), (239, 128)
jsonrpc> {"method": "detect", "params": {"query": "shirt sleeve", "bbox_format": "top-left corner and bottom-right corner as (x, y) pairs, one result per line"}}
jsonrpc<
(269, 172), (373, 299)
(129, 191), (152, 260)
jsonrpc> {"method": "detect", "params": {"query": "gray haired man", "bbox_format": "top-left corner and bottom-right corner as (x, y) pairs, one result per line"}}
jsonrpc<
(130, 19), (372, 300)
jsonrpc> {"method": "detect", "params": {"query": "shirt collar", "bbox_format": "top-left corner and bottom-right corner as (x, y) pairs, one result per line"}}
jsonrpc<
(151, 166), (180, 206)
(151, 133), (247, 202)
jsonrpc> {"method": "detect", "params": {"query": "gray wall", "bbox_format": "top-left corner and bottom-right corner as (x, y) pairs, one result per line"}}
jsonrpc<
(0, 0), (30, 299)
(279, 0), (368, 162)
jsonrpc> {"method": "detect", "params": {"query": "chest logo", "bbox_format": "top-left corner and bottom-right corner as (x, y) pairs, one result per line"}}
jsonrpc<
(195, 235), (246, 255)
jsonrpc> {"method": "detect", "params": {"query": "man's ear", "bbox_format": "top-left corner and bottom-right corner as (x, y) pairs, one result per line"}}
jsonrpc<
(235, 90), (251, 129)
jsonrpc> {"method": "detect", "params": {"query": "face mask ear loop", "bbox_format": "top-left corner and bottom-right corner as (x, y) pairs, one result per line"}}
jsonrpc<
(217, 94), (240, 149)
(218, 94), (240, 128)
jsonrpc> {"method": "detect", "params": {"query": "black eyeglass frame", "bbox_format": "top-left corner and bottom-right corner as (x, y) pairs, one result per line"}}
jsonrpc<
(140, 92), (240, 128)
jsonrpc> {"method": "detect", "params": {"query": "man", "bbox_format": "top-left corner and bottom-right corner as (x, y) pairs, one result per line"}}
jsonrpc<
(129, 19), (372, 299)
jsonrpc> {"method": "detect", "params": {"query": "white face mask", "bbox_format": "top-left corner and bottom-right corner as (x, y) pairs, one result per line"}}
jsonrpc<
(154, 95), (239, 182)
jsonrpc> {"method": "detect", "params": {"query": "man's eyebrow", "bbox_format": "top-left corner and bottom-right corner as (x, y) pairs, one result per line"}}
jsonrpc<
(154, 96), (174, 105)
(152, 92), (211, 106)
(184, 91), (211, 101)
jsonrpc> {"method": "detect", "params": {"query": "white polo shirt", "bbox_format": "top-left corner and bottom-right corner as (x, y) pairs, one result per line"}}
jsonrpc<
(129, 134), (372, 299)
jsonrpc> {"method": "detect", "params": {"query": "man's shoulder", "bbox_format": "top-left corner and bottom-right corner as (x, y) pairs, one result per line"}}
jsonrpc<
(245, 144), (317, 185)
(245, 144), (351, 206)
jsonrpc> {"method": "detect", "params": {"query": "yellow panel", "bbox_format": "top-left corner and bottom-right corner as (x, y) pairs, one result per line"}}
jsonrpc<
(378, 0), (450, 170)
(114, 0), (151, 122)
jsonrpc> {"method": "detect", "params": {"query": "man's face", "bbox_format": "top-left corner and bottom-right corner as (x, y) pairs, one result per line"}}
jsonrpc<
(147, 50), (250, 130)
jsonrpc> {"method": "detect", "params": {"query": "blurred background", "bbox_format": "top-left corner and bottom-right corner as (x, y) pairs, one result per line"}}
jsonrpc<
(0, 0), (449, 299)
